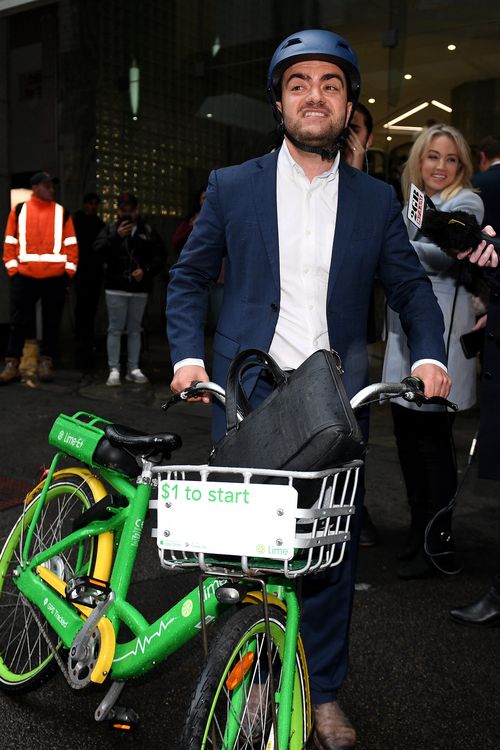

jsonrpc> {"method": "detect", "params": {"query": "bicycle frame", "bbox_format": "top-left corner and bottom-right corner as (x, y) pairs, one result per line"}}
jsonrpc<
(12, 450), (303, 747)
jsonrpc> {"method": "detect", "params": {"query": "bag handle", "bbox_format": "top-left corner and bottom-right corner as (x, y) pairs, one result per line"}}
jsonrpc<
(225, 348), (287, 432)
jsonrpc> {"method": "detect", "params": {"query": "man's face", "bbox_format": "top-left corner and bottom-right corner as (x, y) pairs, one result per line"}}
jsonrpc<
(277, 60), (352, 150)
(118, 204), (138, 222)
(84, 199), (100, 216)
(349, 109), (373, 150)
(32, 181), (55, 201)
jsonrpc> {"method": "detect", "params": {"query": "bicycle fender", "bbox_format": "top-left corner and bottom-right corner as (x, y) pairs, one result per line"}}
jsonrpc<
(26, 468), (114, 583)
(241, 591), (287, 613)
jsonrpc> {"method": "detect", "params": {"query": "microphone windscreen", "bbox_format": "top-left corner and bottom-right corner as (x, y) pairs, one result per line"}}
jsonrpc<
(420, 209), (483, 256)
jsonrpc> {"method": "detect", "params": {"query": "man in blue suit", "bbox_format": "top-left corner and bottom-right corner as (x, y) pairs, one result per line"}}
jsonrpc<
(471, 135), (500, 232)
(168, 29), (450, 750)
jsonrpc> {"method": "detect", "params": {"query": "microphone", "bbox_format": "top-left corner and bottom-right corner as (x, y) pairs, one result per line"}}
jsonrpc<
(407, 183), (500, 258)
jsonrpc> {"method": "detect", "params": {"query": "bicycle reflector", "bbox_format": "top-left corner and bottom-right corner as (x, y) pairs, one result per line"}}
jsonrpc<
(225, 652), (255, 691)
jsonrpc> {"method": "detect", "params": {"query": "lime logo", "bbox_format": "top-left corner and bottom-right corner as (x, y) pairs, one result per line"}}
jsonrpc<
(44, 597), (48, 606)
(58, 430), (64, 440)
(256, 544), (265, 554)
(181, 600), (193, 618)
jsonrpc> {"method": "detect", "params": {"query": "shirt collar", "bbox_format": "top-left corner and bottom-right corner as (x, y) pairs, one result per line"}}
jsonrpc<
(279, 139), (340, 181)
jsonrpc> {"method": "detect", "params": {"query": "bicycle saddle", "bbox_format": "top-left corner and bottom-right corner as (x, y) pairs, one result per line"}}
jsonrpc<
(104, 424), (182, 453)
(93, 424), (182, 477)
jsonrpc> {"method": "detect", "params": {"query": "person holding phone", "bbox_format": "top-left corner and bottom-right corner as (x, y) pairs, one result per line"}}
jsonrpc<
(94, 192), (165, 386)
(382, 124), (485, 579)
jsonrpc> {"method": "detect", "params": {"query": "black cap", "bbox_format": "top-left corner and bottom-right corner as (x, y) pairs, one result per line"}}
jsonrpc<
(30, 171), (59, 186)
(117, 191), (138, 208)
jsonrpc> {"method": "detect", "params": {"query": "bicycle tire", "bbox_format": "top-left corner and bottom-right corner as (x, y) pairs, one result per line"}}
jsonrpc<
(0, 472), (104, 693)
(178, 603), (310, 750)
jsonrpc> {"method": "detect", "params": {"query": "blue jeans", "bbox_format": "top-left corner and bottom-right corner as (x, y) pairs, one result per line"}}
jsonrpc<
(105, 291), (148, 371)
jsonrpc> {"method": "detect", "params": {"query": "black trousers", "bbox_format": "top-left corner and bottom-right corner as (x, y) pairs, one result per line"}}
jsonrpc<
(7, 274), (68, 359)
(390, 402), (457, 525)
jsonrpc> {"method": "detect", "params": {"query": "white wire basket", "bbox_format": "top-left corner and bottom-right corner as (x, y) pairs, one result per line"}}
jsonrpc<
(150, 461), (362, 578)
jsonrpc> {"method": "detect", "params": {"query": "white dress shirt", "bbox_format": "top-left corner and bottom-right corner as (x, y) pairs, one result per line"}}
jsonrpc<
(268, 140), (339, 369)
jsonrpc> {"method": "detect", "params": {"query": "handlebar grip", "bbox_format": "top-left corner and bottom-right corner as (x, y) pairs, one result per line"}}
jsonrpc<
(401, 375), (425, 393)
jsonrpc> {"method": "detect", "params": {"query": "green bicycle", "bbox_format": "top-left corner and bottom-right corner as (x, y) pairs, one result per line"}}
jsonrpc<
(0, 377), (437, 748)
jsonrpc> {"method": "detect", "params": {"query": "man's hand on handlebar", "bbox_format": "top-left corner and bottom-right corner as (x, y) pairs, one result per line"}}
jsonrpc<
(170, 365), (211, 404)
(410, 363), (451, 399)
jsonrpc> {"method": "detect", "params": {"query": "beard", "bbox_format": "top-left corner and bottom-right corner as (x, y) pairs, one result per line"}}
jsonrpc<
(282, 108), (347, 150)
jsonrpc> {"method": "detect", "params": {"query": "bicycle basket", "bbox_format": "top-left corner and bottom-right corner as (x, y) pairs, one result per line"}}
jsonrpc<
(150, 462), (362, 578)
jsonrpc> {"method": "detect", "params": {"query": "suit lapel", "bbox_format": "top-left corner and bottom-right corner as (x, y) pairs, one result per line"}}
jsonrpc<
(328, 162), (359, 304)
(252, 150), (280, 292)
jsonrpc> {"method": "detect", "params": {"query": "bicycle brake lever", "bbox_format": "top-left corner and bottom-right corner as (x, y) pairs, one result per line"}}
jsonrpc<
(161, 381), (209, 411)
(423, 395), (459, 411)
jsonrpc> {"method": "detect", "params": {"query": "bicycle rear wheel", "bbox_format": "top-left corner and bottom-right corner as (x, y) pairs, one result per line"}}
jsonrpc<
(178, 604), (310, 750)
(0, 472), (103, 693)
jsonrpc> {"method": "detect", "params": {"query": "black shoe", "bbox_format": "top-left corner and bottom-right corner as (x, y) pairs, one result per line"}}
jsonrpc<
(449, 588), (500, 627)
(359, 507), (378, 547)
(396, 547), (433, 580)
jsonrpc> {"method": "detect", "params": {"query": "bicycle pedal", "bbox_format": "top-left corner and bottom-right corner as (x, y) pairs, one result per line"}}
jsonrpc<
(107, 705), (139, 732)
(66, 575), (110, 608)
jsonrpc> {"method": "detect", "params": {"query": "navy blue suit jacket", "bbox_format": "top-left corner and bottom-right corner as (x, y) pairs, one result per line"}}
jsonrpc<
(167, 149), (446, 440)
(472, 164), (500, 233)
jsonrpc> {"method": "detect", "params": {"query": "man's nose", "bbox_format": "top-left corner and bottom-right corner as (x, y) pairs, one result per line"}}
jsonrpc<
(306, 84), (324, 103)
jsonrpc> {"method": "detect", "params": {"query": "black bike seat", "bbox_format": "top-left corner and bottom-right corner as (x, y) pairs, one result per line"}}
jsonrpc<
(104, 424), (182, 453)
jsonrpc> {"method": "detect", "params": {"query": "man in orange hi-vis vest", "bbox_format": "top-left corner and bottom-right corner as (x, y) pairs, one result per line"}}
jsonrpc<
(1, 171), (78, 385)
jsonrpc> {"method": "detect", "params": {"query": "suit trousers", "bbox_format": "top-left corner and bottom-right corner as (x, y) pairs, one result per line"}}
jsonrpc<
(247, 373), (367, 703)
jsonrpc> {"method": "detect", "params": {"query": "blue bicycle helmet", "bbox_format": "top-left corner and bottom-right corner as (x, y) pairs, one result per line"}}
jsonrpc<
(267, 29), (361, 160)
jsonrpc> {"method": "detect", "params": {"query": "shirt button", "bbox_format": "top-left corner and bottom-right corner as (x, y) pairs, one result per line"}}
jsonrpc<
(270, 303), (278, 312)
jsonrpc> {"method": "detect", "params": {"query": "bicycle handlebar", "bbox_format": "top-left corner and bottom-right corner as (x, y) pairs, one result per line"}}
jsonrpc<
(164, 376), (458, 415)
(350, 376), (458, 411)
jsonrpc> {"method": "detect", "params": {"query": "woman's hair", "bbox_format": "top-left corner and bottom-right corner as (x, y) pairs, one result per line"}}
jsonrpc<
(401, 123), (475, 203)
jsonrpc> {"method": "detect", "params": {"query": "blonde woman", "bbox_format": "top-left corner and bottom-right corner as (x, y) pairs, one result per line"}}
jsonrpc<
(382, 124), (484, 579)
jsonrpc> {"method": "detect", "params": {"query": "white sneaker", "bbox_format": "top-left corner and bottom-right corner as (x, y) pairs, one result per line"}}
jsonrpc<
(125, 368), (149, 384)
(106, 368), (121, 386)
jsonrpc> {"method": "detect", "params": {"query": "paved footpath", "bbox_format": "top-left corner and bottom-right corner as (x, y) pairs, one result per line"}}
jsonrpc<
(0, 343), (498, 749)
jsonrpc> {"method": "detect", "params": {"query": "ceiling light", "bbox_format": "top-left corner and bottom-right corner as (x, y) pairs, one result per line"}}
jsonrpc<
(368, 98), (376, 104)
(206, 113), (213, 118)
(384, 101), (429, 127)
(386, 125), (423, 132)
(386, 136), (392, 141)
(404, 74), (412, 80)
(431, 99), (453, 113)
(448, 44), (456, 51)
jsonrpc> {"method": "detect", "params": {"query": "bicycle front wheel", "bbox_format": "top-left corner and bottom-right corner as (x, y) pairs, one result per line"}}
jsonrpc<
(0, 472), (105, 693)
(178, 604), (310, 750)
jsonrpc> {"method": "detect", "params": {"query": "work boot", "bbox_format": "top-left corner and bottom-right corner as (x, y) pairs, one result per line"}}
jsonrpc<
(19, 339), (39, 384)
(0, 358), (21, 385)
(38, 356), (54, 383)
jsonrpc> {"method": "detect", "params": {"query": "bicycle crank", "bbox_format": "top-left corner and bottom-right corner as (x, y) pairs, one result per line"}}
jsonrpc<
(68, 626), (102, 688)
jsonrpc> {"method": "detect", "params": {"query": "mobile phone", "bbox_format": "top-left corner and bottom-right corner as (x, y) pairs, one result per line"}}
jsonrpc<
(459, 327), (485, 359)
(118, 213), (133, 224)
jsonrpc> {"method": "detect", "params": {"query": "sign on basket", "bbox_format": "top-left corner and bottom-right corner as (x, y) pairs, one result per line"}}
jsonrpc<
(156, 479), (298, 560)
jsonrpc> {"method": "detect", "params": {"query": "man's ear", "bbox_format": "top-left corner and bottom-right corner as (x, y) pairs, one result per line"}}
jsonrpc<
(367, 133), (374, 149)
(344, 101), (353, 128)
